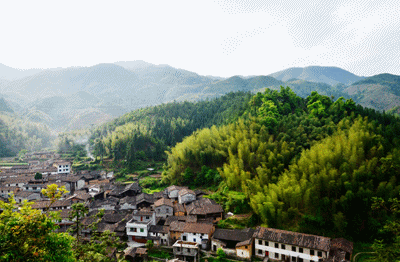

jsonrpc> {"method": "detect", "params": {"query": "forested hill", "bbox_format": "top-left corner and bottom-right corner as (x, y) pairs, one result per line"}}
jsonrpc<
(161, 87), (400, 242)
(0, 111), (53, 157)
(89, 92), (253, 163)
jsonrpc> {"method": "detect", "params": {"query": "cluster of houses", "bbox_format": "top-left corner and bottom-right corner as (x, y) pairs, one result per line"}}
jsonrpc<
(0, 153), (353, 262)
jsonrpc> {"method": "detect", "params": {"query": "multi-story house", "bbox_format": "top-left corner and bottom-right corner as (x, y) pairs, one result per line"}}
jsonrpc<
(172, 240), (200, 262)
(126, 210), (156, 244)
(181, 222), (215, 250)
(54, 161), (71, 174)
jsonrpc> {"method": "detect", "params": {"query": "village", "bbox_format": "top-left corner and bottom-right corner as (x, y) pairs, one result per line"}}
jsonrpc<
(0, 152), (353, 262)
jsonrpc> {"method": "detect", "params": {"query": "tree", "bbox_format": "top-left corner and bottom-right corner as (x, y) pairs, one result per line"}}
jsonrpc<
(216, 248), (227, 262)
(41, 184), (69, 211)
(145, 240), (154, 253)
(0, 187), (74, 261)
(371, 197), (400, 261)
(68, 203), (88, 245)
(69, 206), (126, 261)
(34, 172), (42, 180)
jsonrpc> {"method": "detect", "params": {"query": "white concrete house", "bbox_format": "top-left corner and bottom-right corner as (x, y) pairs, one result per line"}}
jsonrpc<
(54, 161), (71, 174)
(126, 210), (156, 244)
(181, 222), (215, 249)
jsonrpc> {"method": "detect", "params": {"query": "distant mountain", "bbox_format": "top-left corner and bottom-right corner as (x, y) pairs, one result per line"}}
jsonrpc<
(344, 73), (400, 112)
(269, 66), (364, 86)
(1, 61), (399, 134)
(173, 75), (347, 102)
(0, 63), (44, 81)
(0, 98), (13, 113)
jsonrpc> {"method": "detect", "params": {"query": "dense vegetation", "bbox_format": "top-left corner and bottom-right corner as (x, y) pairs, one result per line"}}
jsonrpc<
(90, 92), (253, 168)
(162, 87), (400, 243)
(0, 112), (53, 157)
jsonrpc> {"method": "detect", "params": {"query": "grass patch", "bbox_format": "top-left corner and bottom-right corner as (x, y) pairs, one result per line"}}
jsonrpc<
(148, 250), (171, 259)
(0, 162), (29, 166)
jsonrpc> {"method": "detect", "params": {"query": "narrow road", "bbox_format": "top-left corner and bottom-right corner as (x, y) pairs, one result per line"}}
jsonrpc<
(352, 251), (375, 262)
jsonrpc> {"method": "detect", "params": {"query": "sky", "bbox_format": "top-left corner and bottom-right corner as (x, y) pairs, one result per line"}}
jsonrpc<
(0, 0), (399, 77)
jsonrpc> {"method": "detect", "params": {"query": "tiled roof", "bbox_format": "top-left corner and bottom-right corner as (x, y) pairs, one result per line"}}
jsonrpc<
(103, 213), (127, 224)
(186, 198), (223, 215)
(134, 209), (154, 216)
(166, 185), (185, 192)
(236, 238), (252, 247)
(178, 188), (196, 197)
(331, 238), (353, 254)
(173, 202), (185, 213)
(31, 199), (72, 209)
(165, 216), (197, 226)
(169, 221), (186, 232)
(97, 221), (118, 232)
(153, 191), (165, 199)
(149, 225), (169, 234)
(14, 191), (39, 198)
(253, 227), (331, 252)
(0, 186), (19, 191)
(182, 222), (214, 234)
(4, 176), (33, 184)
(154, 197), (173, 207)
(62, 176), (83, 183)
(120, 196), (136, 205)
(213, 228), (255, 242)
(136, 193), (154, 204)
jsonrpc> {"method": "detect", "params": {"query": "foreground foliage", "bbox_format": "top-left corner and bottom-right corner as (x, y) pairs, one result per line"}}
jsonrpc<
(0, 185), (126, 262)
(0, 196), (75, 262)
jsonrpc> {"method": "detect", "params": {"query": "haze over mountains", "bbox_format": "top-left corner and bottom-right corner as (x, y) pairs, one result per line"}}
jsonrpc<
(0, 61), (399, 133)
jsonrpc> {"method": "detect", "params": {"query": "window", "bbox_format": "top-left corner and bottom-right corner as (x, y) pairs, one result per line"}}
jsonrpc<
(275, 253), (279, 259)
(310, 250), (315, 255)
(130, 228), (137, 232)
(258, 249), (262, 255)
(183, 235), (187, 241)
(281, 244), (285, 249)
(298, 259), (303, 262)
(275, 243), (279, 248)
(245, 246), (248, 249)
(292, 257), (296, 262)
(258, 240), (262, 245)
(299, 247), (303, 253)
(140, 228), (144, 232)
(146, 216), (150, 219)
(266, 241), (269, 246)
(318, 251), (323, 257)
(193, 238), (196, 242)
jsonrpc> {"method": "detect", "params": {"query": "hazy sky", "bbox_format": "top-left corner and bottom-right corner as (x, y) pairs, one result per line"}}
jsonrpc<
(1, 0), (399, 77)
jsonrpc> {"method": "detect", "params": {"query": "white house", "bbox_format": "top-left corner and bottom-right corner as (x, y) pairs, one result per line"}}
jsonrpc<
(253, 227), (330, 262)
(54, 161), (71, 174)
(181, 222), (215, 249)
(126, 210), (156, 244)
